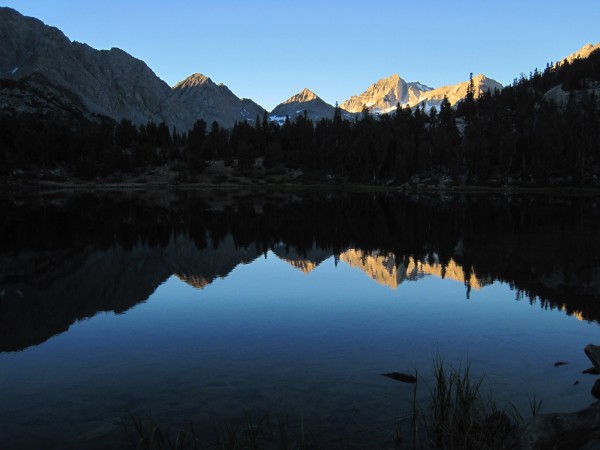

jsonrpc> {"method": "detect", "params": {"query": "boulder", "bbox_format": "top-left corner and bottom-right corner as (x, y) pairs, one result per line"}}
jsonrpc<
(592, 379), (600, 400)
(515, 402), (600, 449)
(584, 344), (600, 372)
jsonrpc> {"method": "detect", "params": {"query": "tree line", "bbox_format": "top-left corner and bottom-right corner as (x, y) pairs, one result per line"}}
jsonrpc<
(1, 49), (599, 185)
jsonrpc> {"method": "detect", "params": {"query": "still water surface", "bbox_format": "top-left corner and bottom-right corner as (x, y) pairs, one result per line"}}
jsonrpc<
(0, 190), (599, 449)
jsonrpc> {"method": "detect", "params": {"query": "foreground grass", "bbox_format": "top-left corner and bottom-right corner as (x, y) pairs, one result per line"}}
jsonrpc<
(129, 411), (319, 450)
(400, 359), (521, 450)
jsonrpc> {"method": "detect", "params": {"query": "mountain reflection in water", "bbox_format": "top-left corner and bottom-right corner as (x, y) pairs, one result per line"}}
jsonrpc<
(1, 190), (600, 449)
(1, 190), (598, 352)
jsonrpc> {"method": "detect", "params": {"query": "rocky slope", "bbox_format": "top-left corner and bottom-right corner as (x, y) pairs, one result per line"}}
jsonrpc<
(340, 74), (432, 113)
(543, 80), (600, 107)
(0, 7), (266, 130)
(170, 73), (266, 130)
(543, 42), (600, 107)
(411, 74), (503, 110)
(0, 77), (89, 120)
(0, 7), (188, 126)
(563, 42), (600, 64)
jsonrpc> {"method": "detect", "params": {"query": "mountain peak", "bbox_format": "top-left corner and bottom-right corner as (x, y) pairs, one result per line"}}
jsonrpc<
(468, 74), (496, 85)
(269, 88), (336, 123)
(173, 73), (212, 89)
(169, 73), (266, 129)
(564, 43), (600, 64)
(413, 74), (503, 110)
(284, 88), (319, 104)
(383, 73), (401, 82)
(340, 74), (430, 113)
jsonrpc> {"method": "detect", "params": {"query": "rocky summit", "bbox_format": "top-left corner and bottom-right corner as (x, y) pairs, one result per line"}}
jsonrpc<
(543, 43), (600, 108)
(341, 73), (502, 114)
(170, 73), (266, 130)
(340, 74), (432, 114)
(563, 43), (600, 64)
(414, 74), (503, 110)
(268, 88), (337, 124)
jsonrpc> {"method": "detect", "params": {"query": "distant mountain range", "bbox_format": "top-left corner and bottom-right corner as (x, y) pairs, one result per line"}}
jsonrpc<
(336, 73), (502, 115)
(0, 6), (596, 130)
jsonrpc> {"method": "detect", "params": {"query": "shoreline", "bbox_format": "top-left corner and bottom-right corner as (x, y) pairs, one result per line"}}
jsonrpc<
(3, 178), (600, 196)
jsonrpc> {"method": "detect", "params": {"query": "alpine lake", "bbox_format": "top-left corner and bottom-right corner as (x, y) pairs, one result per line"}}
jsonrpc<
(1, 189), (599, 449)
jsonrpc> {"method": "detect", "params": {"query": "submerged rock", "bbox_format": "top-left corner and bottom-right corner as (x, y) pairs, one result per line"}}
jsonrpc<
(380, 372), (417, 384)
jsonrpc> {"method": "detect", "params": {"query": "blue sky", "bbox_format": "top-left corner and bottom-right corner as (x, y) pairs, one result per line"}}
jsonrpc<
(3, 0), (599, 110)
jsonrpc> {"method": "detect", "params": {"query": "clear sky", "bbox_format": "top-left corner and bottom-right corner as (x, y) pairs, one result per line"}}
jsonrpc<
(3, 0), (599, 110)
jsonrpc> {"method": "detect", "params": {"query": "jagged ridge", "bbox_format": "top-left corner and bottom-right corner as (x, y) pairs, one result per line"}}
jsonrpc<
(340, 74), (432, 113)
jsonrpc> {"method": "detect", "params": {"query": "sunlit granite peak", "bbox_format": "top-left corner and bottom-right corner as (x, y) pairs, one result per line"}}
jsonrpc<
(341, 72), (501, 114)
(340, 74), (432, 113)
(283, 88), (319, 104)
(543, 43), (600, 107)
(172, 72), (212, 88)
(563, 43), (600, 64)
(412, 74), (503, 111)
